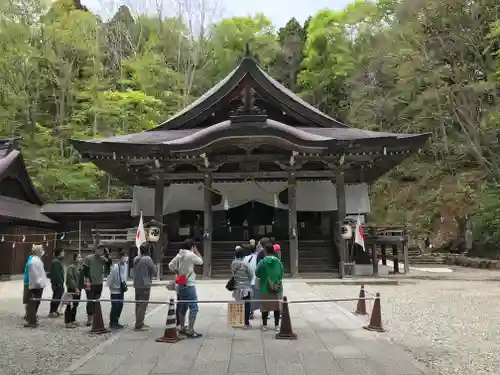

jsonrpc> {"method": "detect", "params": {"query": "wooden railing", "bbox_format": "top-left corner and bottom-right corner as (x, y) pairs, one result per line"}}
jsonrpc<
(58, 228), (136, 251)
(91, 228), (136, 244)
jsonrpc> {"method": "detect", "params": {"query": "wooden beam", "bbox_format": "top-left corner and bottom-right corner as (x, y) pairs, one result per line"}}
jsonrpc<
(288, 171), (298, 277)
(203, 172), (213, 278)
(153, 176), (164, 278)
(335, 171), (347, 278)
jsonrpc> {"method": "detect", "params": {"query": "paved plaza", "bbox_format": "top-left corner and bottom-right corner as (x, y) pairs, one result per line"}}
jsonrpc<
(57, 282), (432, 375)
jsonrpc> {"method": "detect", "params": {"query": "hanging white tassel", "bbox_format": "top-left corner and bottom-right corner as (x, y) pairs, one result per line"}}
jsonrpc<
(43, 235), (46, 241)
(1, 235), (4, 242)
(46, 241), (49, 247)
(12, 242), (15, 248)
(22, 235), (25, 242)
(60, 233), (65, 240)
(223, 197), (229, 210)
(274, 194), (278, 208)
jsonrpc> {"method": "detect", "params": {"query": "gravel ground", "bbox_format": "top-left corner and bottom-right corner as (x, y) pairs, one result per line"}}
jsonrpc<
(0, 281), (170, 375)
(312, 278), (500, 375)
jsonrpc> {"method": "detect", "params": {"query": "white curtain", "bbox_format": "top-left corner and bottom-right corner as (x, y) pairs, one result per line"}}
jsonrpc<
(131, 181), (370, 216)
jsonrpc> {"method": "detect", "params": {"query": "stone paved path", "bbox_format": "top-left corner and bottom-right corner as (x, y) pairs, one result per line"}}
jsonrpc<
(58, 282), (433, 375)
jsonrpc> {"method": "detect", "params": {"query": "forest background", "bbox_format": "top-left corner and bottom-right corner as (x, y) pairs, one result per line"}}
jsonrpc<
(1, 0), (500, 255)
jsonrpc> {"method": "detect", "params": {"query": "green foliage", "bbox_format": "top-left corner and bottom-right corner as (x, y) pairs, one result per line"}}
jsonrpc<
(0, 0), (499, 251)
(471, 184), (500, 255)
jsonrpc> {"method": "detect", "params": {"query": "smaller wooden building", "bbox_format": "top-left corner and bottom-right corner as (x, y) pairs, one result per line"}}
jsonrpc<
(0, 139), (56, 277)
(41, 199), (136, 257)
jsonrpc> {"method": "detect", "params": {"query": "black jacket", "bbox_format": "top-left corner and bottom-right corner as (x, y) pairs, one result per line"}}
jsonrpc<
(50, 258), (65, 286)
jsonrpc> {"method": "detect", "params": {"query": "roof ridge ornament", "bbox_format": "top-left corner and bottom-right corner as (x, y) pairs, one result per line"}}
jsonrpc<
(242, 41), (260, 64)
(229, 86), (267, 124)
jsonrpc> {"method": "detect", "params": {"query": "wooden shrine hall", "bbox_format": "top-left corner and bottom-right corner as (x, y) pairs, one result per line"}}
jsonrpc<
(70, 46), (430, 278)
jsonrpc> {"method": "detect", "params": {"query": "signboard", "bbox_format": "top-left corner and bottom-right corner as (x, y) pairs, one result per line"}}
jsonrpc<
(227, 302), (244, 327)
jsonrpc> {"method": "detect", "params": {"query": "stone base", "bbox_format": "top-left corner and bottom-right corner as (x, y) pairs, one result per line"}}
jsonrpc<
(354, 264), (373, 276)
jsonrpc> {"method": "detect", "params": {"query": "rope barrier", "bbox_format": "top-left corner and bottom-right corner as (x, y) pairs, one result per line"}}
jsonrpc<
(30, 296), (376, 305)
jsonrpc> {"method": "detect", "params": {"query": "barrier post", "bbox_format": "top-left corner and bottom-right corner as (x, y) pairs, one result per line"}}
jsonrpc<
(363, 292), (385, 332)
(90, 301), (110, 335)
(275, 296), (297, 340)
(354, 285), (368, 315)
(156, 298), (183, 343)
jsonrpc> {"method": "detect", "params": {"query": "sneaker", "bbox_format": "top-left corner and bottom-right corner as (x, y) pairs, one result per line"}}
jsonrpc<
(110, 323), (125, 330)
(274, 325), (280, 332)
(24, 323), (38, 328)
(134, 324), (150, 331)
(243, 325), (251, 329)
(48, 312), (58, 318)
(65, 323), (77, 329)
(260, 326), (268, 331)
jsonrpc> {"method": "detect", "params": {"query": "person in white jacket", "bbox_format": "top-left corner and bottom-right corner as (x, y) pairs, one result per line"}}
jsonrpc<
(168, 238), (203, 338)
(25, 244), (48, 328)
(107, 251), (128, 329)
(244, 244), (259, 318)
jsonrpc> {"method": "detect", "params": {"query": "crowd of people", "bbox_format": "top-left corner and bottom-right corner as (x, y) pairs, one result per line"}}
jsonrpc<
(229, 237), (284, 330)
(22, 242), (157, 330)
(21, 236), (284, 336)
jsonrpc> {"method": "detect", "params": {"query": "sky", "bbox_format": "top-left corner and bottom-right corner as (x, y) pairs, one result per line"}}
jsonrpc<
(82, 0), (355, 28)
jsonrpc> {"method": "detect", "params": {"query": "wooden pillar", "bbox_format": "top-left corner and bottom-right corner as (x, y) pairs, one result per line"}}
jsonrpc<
(288, 172), (298, 277)
(371, 243), (379, 276)
(335, 171), (346, 278)
(392, 244), (400, 273)
(154, 177), (164, 279)
(381, 244), (387, 266)
(403, 230), (410, 273)
(203, 172), (213, 278)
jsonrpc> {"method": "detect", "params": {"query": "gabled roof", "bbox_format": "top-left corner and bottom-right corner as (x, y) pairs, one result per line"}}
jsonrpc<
(0, 139), (43, 205)
(151, 47), (347, 131)
(0, 195), (56, 224)
(0, 139), (56, 225)
(73, 121), (428, 154)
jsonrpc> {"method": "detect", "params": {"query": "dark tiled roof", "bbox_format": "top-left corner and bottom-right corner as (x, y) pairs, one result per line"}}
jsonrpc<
(0, 195), (56, 224)
(42, 200), (132, 214)
(151, 56), (349, 131)
(75, 121), (428, 146)
(0, 139), (44, 206)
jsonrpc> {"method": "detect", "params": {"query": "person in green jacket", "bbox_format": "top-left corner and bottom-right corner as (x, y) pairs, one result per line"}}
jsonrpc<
(49, 250), (65, 317)
(255, 242), (284, 331)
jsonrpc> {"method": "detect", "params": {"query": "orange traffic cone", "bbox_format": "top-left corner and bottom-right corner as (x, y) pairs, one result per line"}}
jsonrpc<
(156, 299), (183, 343)
(90, 301), (110, 334)
(363, 292), (386, 332)
(354, 284), (367, 315)
(275, 296), (297, 340)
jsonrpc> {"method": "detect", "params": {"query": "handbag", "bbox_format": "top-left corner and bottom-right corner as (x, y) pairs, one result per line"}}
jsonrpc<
(118, 265), (128, 294)
(166, 280), (176, 291)
(175, 272), (192, 286)
(225, 265), (240, 292)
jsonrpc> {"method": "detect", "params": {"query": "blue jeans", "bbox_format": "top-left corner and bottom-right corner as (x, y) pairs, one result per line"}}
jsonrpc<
(110, 293), (124, 326)
(177, 285), (198, 321)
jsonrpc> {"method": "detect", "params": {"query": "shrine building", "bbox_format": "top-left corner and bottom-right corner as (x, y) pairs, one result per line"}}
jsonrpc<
(70, 47), (430, 278)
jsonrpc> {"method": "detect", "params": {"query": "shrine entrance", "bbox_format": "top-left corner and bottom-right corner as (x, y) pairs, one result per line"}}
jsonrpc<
(213, 201), (288, 242)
